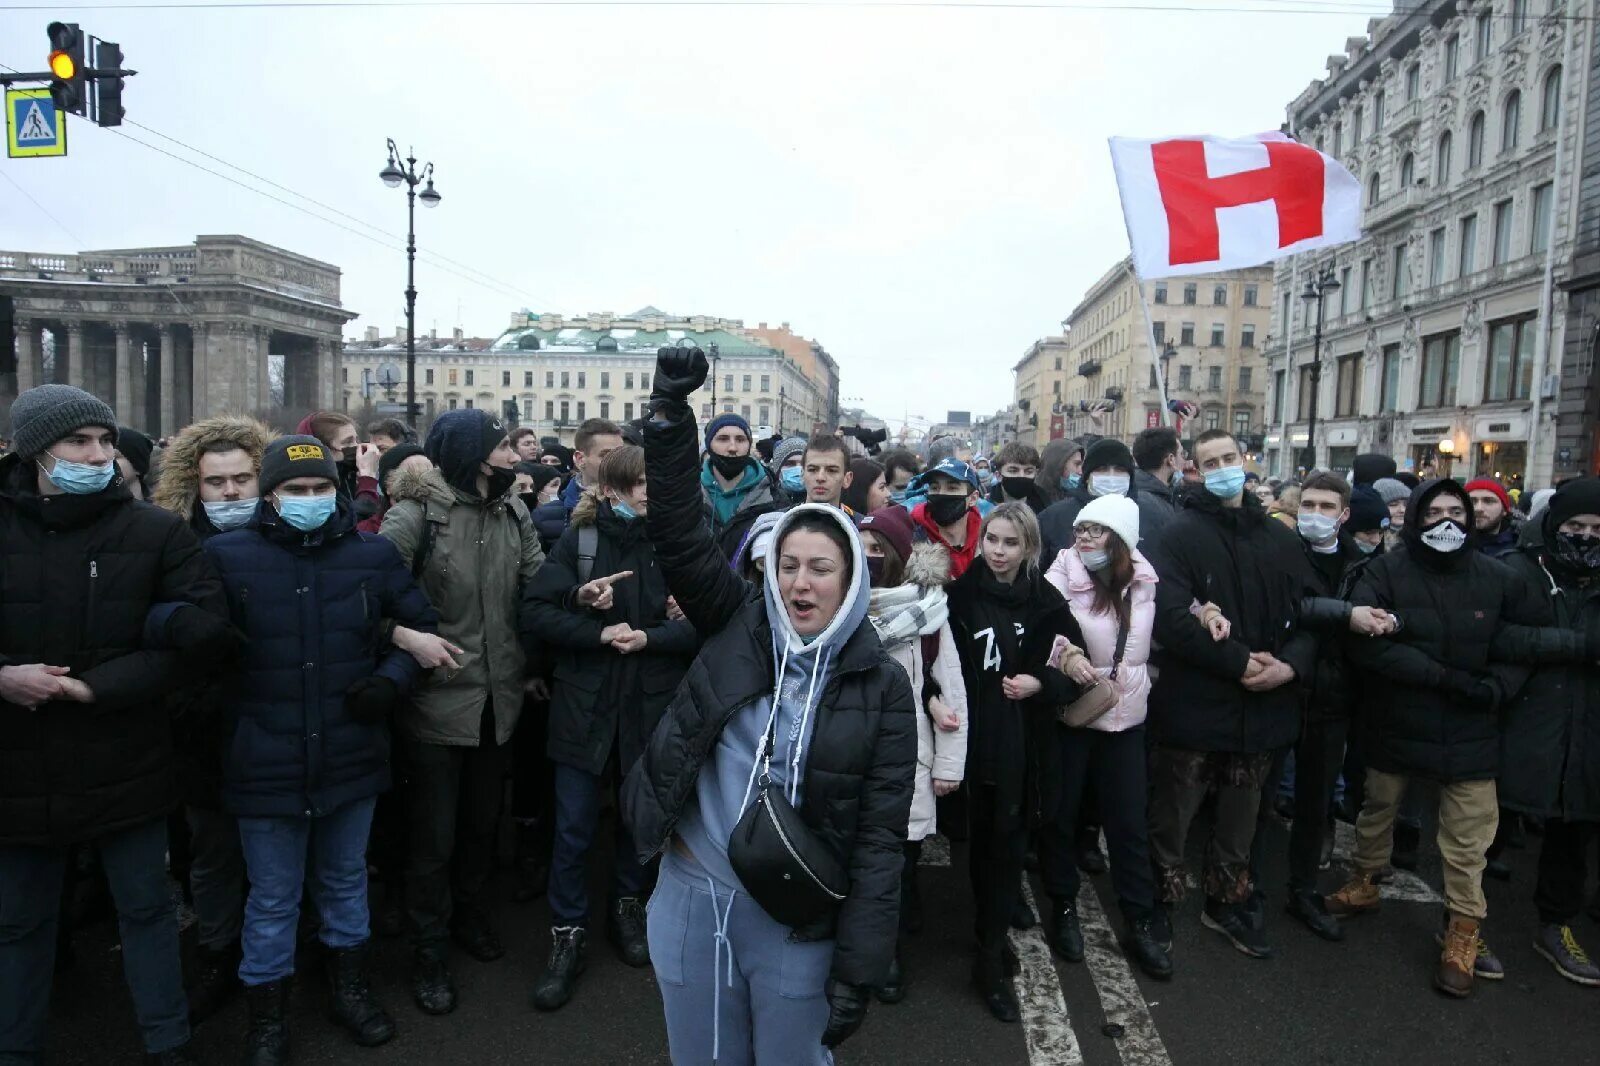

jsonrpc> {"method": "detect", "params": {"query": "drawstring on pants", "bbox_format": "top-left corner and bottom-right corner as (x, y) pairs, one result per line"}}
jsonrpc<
(707, 877), (737, 1064)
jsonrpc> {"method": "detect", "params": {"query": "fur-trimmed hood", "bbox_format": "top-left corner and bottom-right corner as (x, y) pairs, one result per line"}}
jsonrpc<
(905, 540), (953, 588)
(151, 414), (275, 520)
(570, 487), (602, 529)
(386, 463), (455, 507)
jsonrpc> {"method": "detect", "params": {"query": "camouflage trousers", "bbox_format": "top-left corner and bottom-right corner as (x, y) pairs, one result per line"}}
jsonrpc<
(1147, 747), (1276, 905)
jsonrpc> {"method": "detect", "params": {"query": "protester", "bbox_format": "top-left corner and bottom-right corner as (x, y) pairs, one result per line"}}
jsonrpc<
(1352, 453), (1398, 487)
(1041, 494), (1171, 980)
(0, 384), (227, 1065)
(908, 457), (984, 578)
(880, 448), (922, 506)
(624, 346), (916, 1060)
(701, 412), (785, 559)
(353, 442), (428, 534)
(1036, 438), (1084, 507)
(366, 418), (411, 452)
(202, 436), (439, 1062)
(295, 411), (379, 520)
(510, 425), (541, 463)
(1038, 437), (1171, 562)
(801, 433), (855, 510)
(986, 443), (1048, 512)
(1466, 478), (1520, 559)
(520, 463), (570, 553)
(768, 436), (809, 504)
(380, 409), (546, 1014)
(843, 458), (890, 515)
(561, 418), (626, 516)
(521, 444), (697, 1010)
(115, 425), (155, 500)
(1131, 426), (1183, 520)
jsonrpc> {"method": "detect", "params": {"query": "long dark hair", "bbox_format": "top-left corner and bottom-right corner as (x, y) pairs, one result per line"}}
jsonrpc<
(1087, 532), (1134, 631)
(864, 532), (906, 588)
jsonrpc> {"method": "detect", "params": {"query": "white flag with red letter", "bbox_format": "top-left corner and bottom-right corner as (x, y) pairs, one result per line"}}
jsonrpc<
(1110, 132), (1361, 280)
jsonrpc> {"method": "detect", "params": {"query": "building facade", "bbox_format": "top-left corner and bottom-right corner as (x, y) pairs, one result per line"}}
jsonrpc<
(1262, 0), (1587, 487)
(1, 236), (353, 436)
(341, 308), (834, 444)
(1012, 335), (1071, 450)
(1031, 258), (1273, 447)
(1557, 4), (1600, 479)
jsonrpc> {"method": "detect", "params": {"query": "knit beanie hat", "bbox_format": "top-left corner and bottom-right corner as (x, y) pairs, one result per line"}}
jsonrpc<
(115, 426), (154, 478)
(1372, 477), (1411, 505)
(8, 384), (117, 460)
(768, 436), (808, 473)
(1463, 477), (1512, 514)
(259, 435), (339, 495)
(1347, 484), (1389, 534)
(424, 408), (508, 493)
(705, 412), (752, 450)
(525, 464), (562, 494)
(1076, 493), (1141, 548)
(858, 505), (915, 565)
(1081, 437), (1136, 478)
(1351, 453), (1398, 486)
(1545, 476), (1600, 533)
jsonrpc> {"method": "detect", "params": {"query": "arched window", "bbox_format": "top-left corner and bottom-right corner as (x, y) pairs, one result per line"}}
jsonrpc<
(595, 336), (618, 352)
(1435, 131), (1453, 184)
(1468, 111), (1485, 168)
(1502, 90), (1522, 152)
(1541, 66), (1563, 132)
(516, 334), (540, 351)
(1400, 152), (1415, 187)
(1367, 171), (1382, 206)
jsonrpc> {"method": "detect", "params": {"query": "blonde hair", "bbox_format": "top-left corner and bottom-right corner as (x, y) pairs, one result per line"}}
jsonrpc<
(981, 500), (1043, 575)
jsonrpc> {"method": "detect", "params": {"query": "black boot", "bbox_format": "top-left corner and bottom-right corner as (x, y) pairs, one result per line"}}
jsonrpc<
(1126, 917), (1174, 980)
(512, 821), (550, 904)
(242, 979), (291, 1066)
(144, 1043), (199, 1065)
(1009, 897), (1037, 931)
(1392, 822), (1420, 872)
(410, 946), (456, 1016)
(531, 927), (587, 1011)
(876, 953), (906, 1004)
(973, 947), (1019, 1023)
(1050, 901), (1084, 963)
(607, 898), (650, 968)
(449, 903), (505, 962)
(1285, 890), (1345, 942)
(187, 940), (242, 1024)
(900, 841), (924, 935)
(327, 944), (395, 1048)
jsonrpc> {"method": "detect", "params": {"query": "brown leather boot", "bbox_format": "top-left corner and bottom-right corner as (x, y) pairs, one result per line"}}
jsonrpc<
(1435, 912), (1479, 998)
(1324, 870), (1382, 916)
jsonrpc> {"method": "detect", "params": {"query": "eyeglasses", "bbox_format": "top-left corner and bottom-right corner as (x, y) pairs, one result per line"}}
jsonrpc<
(1074, 524), (1108, 540)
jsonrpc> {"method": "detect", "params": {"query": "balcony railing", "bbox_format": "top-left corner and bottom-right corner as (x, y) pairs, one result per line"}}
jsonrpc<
(1078, 359), (1102, 377)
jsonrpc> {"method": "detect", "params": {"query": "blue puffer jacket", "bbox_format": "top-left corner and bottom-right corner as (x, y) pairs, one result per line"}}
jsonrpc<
(204, 499), (438, 818)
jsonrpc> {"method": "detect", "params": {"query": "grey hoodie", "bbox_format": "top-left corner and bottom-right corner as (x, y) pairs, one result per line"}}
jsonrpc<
(676, 503), (871, 896)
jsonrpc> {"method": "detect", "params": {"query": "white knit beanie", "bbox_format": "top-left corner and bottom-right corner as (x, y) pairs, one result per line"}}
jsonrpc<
(1075, 494), (1141, 549)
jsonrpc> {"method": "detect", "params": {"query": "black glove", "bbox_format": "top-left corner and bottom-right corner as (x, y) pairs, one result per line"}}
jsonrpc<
(165, 605), (246, 660)
(345, 676), (399, 725)
(651, 346), (709, 410)
(1440, 668), (1478, 698)
(1469, 677), (1500, 711)
(820, 979), (868, 1049)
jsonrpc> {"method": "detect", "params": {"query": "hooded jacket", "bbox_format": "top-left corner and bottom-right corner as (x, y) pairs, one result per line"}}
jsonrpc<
(909, 500), (982, 579)
(380, 464), (544, 746)
(294, 413), (379, 521)
(623, 405), (915, 989)
(520, 491), (697, 776)
(1045, 544), (1157, 732)
(1344, 479), (1535, 782)
(151, 414), (275, 538)
(1037, 459), (1173, 566)
(700, 456), (785, 561)
(0, 452), (226, 845)
(1143, 487), (1318, 753)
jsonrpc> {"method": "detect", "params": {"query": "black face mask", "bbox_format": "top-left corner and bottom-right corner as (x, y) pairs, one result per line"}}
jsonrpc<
(709, 452), (749, 481)
(1553, 531), (1600, 572)
(518, 491), (541, 513)
(483, 466), (516, 499)
(338, 445), (358, 469)
(1001, 476), (1033, 501)
(926, 494), (969, 528)
(865, 555), (886, 585)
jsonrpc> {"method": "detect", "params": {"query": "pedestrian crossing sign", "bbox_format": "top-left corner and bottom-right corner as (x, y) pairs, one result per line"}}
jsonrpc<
(6, 89), (66, 159)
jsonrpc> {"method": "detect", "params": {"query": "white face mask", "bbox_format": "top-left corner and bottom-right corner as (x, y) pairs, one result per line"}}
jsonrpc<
(1420, 519), (1468, 553)
(1089, 472), (1130, 497)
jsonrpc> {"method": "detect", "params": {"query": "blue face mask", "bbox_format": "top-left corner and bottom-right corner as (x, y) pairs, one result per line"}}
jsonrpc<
(780, 466), (804, 493)
(39, 453), (115, 495)
(1170, 468), (1186, 488)
(273, 492), (336, 532)
(889, 488), (907, 505)
(611, 497), (639, 521)
(1355, 538), (1380, 555)
(203, 497), (258, 532)
(1061, 473), (1081, 492)
(1204, 465), (1247, 500)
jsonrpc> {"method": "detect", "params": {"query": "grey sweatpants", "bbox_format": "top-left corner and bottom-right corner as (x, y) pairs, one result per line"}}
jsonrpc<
(649, 846), (834, 1066)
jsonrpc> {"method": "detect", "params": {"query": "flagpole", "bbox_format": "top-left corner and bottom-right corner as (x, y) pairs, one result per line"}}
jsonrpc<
(1125, 264), (1174, 429)
(1279, 255), (1300, 478)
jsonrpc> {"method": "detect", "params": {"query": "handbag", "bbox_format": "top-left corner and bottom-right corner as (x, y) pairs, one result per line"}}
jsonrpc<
(727, 706), (850, 930)
(1058, 618), (1129, 729)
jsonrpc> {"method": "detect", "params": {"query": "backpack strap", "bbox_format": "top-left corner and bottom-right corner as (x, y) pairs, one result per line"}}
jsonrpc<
(411, 516), (436, 580)
(577, 523), (598, 585)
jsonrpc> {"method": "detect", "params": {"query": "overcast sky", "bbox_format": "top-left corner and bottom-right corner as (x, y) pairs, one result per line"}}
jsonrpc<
(1, 0), (1378, 430)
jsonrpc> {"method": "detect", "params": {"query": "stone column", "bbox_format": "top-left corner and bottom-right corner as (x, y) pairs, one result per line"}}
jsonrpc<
(257, 327), (273, 414)
(64, 321), (84, 389)
(158, 327), (175, 437)
(131, 337), (148, 428)
(14, 317), (36, 394)
(113, 321), (132, 422)
(191, 322), (209, 420)
(316, 337), (337, 412)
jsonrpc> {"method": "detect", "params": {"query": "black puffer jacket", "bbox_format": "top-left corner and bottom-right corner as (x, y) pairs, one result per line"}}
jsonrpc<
(1144, 487), (1317, 753)
(1345, 479), (1535, 783)
(1296, 534), (1379, 723)
(521, 492), (697, 777)
(622, 402), (916, 989)
(1038, 471), (1172, 565)
(0, 454), (225, 845)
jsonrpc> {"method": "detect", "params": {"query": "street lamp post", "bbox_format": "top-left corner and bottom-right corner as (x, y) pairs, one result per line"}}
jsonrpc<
(708, 342), (721, 413)
(1298, 266), (1341, 473)
(379, 139), (440, 427)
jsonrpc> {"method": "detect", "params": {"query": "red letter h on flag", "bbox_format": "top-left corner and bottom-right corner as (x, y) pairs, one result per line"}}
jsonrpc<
(1150, 139), (1326, 266)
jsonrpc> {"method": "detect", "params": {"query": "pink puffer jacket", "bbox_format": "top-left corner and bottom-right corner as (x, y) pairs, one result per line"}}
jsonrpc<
(1043, 546), (1157, 732)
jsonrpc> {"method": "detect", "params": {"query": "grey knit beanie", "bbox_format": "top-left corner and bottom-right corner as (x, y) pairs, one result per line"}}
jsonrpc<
(8, 384), (118, 460)
(768, 436), (808, 474)
(1372, 477), (1411, 505)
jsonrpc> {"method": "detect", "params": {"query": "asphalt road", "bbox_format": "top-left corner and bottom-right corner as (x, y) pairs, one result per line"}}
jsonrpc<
(40, 795), (1600, 1065)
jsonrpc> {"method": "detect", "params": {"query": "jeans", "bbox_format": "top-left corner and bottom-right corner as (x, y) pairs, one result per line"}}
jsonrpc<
(967, 782), (1026, 951)
(404, 727), (511, 947)
(1352, 769), (1497, 919)
(0, 817), (189, 1058)
(1534, 818), (1600, 926)
(236, 796), (376, 986)
(1148, 747), (1274, 905)
(547, 761), (653, 926)
(1040, 725), (1156, 922)
(186, 805), (246, 950)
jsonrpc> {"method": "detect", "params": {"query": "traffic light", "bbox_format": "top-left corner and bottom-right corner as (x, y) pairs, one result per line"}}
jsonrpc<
(93, 40), (124, 127)
(46, 22), (85, 116)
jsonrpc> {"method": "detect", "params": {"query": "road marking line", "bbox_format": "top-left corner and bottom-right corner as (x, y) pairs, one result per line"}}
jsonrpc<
(1011, 880), (1084, 1066)
(1331, 821), (1445, 905)
(1075, 880), (1173, 1066)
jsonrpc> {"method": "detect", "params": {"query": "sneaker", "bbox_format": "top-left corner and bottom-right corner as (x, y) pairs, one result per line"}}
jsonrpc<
(532, 927), (587, 1011)
(1126, 918), (1174, 981)
(1286, 891), (1344, 942)
(1200, 898), (1273, 959)
(973, 949), (1019, 1023)
(607, 897), (650, 969)
(1435, 913), (1479, 998)
(1049, 901), (1083, 963)
(1324, 872), (1381, 917)
(1434, 925), (1504, 980)
(1533, 924), (1600, 986)
(1149, 904), (1174, 953)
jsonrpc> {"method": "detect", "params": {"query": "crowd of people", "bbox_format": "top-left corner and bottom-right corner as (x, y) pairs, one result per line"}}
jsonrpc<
(1, 343), (1598, 1065)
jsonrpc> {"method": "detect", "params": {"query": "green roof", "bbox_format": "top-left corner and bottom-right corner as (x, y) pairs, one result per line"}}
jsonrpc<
(491, 324), (776, 357)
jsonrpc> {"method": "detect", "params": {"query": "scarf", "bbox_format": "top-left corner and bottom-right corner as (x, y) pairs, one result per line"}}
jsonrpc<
(867, 582), (949, 650)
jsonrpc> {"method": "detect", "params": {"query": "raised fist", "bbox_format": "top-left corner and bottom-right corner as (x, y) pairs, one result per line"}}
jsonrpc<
(653, 345), (709, 405)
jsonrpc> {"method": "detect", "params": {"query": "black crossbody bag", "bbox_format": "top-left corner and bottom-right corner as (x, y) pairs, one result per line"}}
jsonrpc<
(727, 708), (850, 929)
